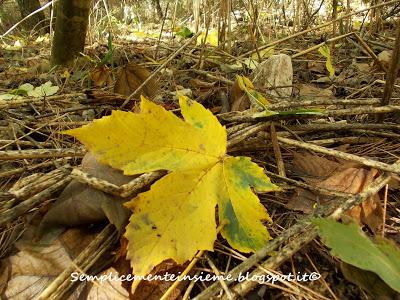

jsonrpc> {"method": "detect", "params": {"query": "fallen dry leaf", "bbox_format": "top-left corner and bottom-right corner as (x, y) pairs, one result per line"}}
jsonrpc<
(37, 153), (134, 238)
(90, 65), (112, 87)
(298, 84), (334, 101)
(64, 95), (280, 278)
(188, 78), (216, 102)
(355, 63), (371, 73)
(0, 228), (98, 299)
(132, 260), (189, 300)
(307, 61), (327, 74)
(291, 152), (343, 184)
(85, 267), (129, 300)
(229, 77), (250, 111)
(113, 238), (189, 300)
(287, 152), (383, 232)
(114, 63), (159, 99)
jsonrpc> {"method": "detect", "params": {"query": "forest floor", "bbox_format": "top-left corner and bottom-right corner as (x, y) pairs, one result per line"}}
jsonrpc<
(0, 21), (400, 300)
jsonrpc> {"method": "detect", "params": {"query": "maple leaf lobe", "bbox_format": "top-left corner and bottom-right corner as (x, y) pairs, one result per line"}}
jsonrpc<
(216, 156), (280, 253)
(222, 201), (267, 250)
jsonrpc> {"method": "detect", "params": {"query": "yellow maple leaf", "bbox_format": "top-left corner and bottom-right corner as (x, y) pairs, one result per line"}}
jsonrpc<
(64, 95), (280, 278)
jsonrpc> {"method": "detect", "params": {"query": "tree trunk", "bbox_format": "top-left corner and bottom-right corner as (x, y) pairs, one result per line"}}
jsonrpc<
(152, 0), (163, 20)
(346, 0), (351, 32)
(293, 0), (300, 33)
(371, 0), (383, 34)
(332, 0), (338, 36)
(193, 0), (201, 32)
(16, 0), (46, 31)
(50, 0), (92, 67)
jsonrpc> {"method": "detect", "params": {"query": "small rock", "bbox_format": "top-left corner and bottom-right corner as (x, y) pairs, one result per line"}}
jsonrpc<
(377, 50), (392, 71)
(252, 54), (293, 99)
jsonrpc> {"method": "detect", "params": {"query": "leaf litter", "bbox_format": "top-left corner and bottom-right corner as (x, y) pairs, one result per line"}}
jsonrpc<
(1, 15), (400, 300)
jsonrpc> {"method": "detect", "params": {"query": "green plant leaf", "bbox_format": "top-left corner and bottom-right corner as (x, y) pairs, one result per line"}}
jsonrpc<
(27, 81), (59, 97)
(312, 218), (400, 292)
(0, 83), (35, 100)
(236, 75), (270, 109)
(253, 108), (323, 118)
(17, 83), (34, 94)
(276, 108), (324, 116)
(318, 45), (335, 77)
(176, 26), (193, 38)
(0, 94), (21, 100)
(98, 33), (114, 66)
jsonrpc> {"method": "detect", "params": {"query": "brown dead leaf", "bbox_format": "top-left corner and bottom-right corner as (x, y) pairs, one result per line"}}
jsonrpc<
(114, 63), (159, 99)
(229, 77), (250, 111)
(342, 168), (383, 232)
(292, 152), (343, 184)
(298, 84), (334, 100)
(188, 78), (215, 89)
(0, 228), (98, 299)
(133, 260), (189, 300)
(113, 238), (132, 294)
(26, 58), (51, 74)
(113, 239), (190, 300)
(90, 66), (112, 87)
(307, 61), (326, 74)
(83, 90), (127, 104)
(85, 267), (129, 300)
(287, 153), (383, 232)
(37, 153), (134, 238)
(188, 78), (216, 102)
(59, 227), (101, 257)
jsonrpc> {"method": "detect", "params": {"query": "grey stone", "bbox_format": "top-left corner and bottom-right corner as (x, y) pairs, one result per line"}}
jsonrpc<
(252, 54), (293, 99)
